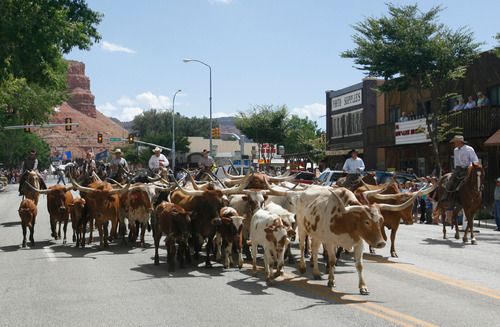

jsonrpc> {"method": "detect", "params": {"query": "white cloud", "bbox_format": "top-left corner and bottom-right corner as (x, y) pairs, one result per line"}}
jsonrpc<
(96, 102), (119, 117)
(292, 103), (326, 119)
(213, 112), (236, 118)
(121, 107), (144, 121)
(136, 92), (171, 109)
(117, 96), (135, 106)
(101, 41), (136, 54)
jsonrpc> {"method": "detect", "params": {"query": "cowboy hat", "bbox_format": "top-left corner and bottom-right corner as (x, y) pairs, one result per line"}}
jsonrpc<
(348, 148), (358, 155)
(29, 149), (37, 155)
(496, 177), (500, 182)
(202, 149), (210, 154)
(114, 149), (123, 154)
(152, 147), (162, 153)
(449, 135), (467, 143)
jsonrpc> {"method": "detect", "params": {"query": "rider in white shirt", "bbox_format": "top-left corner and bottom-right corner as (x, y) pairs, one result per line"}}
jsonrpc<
(148, 147), (169, 174)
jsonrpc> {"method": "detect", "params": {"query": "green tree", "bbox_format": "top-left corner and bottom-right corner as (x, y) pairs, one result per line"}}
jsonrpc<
(494, 33), (500, 57)
(341, 3), (481, 176)
(0, 130), (51, 169)
(282, 116), (320, 154)
(0, 0), (102, 128)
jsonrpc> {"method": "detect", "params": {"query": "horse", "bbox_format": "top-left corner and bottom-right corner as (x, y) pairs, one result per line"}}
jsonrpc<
(434, 163), (484, 244)
(21, 171), (41, 206)
(336, 171), (378, 190)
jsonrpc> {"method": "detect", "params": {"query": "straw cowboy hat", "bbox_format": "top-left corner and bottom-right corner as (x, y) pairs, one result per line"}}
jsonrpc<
(114, 149), (123, 154)
(29, 149), (37, 155)
(152, 147), (162, 153)
(202, 149), (210, 154)
(449, 135), (467, 143)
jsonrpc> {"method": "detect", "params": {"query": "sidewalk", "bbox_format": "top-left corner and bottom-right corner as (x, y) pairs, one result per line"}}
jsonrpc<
(473, 218), (498, 230)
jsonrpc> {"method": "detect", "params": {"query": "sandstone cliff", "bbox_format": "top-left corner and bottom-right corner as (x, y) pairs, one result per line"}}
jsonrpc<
(35, 61), (130, 160)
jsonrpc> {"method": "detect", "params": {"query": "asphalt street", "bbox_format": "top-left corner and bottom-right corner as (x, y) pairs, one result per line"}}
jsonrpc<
(1, 177), (499, 327)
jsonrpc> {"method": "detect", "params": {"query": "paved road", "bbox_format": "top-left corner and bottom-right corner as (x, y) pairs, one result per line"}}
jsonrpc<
(1, 179), (499, 326)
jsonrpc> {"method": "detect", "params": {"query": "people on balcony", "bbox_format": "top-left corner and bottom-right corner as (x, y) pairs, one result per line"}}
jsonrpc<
(477, 92), (484, 107)
(400, 111), (408, 121)
(464, 95), (476, 109)
(452, 100), (460, 111)
(479, 92), (490, 107)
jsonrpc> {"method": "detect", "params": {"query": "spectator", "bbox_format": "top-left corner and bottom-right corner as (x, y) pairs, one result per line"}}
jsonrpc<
(408, 110), (416, 120)
(464, 96), (476, 109)
(451, 100), (460, 111)
(476, 92), (484, 107)
(494, 177), (500, 231)
(479, 92), (490, 107)
(57, 167), (66, 185)
(428, 176), (439, 224)
(457, 98), (466, 111)
(400, 112), (408, 121)
(410, 181), (420, 223)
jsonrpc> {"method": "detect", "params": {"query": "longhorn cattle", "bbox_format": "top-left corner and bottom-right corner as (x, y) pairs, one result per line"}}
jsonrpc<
(250, 208), (295, 286)
(222, 167), (297, 190)
(214, 207), (245, 269)
(27, 183), (74, 243)
(263, 201), (296, 263)
(18, 199), (37, 247)
(154, 202), (192, 271)
(228, 189), (269, 260)
(69, 176), (132, 249)
(68, 198), (88, 248)
(170, 172), (252, 268)
(296, 187), (388, 294)
(21, 171), (41, 205)
(360, 182), (436, 257)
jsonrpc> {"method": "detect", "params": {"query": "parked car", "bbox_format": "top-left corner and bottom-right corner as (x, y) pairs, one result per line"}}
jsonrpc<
(292, 171), (316, 185)
(376, 171), (416, 185)
(317, 170), (347, 187)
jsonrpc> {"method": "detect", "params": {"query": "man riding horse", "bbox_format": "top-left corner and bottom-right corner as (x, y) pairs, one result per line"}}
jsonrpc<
(18, 149), (47, 196)
(440, 135), (479, 207)
(340, 148), (365, 190)
(195, 149), (215, 181)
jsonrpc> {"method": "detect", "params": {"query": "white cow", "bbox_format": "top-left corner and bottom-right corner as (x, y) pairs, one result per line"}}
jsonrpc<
(250, 208), (295, 286)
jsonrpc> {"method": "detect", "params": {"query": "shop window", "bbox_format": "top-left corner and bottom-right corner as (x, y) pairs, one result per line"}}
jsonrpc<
(489, 85), (500, 105)
(389, 106), (400, 122)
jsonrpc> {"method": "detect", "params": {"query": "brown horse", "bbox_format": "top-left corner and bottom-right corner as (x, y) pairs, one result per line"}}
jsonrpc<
(434, 163), (484, 244)
(337, 171), (378, 190)
(21, 171), (41, 206)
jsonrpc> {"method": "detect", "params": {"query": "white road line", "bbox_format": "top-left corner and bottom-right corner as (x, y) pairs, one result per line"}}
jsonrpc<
(43, 246), (57, 262)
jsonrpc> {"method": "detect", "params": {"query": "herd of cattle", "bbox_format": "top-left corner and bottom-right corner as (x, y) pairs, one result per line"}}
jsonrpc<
(18, 166), (443, 295)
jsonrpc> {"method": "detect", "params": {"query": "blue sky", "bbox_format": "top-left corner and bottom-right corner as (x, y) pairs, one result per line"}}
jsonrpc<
(66, 0), (499, 131)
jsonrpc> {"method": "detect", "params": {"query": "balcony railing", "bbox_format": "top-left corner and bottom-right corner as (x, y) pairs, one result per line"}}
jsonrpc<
(366, 105), (500, 147)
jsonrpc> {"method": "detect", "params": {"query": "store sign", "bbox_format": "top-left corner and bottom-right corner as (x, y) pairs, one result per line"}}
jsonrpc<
(330, 89), (362, 112)
(395, 118), (430, 145)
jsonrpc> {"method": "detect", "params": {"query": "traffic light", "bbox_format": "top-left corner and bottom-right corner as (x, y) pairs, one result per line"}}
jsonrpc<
(24, 122), (30, 133)
(216, 127), (220, 137)
(211, 128), (216, 138)
(97, 133), (103, 143)
(128, 133), (134, 144)
(321, 133), (326, 143)
(65, 118), (72, 131)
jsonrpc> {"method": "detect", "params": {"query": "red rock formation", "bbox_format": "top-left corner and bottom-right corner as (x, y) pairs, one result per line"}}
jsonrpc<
(66, 61), (96, 118)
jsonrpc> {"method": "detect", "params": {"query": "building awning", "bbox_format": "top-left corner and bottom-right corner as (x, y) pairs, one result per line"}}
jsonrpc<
(484, 129), (500, 146)
(326, 148), (364, 156)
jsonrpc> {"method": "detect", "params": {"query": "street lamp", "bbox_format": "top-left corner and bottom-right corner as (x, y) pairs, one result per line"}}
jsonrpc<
(183, 58), (213, 157)
(171, 89), (181, 173)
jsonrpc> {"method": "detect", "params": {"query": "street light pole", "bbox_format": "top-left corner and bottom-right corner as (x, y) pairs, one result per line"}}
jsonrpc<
(183, 59), (212, 157)
(171, 89), (181, 173)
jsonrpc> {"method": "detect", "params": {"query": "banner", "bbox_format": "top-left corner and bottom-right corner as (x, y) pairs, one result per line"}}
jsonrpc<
(395, 118), (430, 145)
(95, 149), (108, 160)
(60, 151), (71, 161)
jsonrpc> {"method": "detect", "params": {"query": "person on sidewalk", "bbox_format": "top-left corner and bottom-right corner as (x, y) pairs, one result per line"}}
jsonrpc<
(494, 177), (500, 231)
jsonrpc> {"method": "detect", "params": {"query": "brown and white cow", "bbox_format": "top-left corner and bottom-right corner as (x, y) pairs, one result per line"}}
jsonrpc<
(154, 202), (192, 271)
(250, 208), (295, 286)
(18, 199), (37, 247)
(170, 173), (252, 268)
(27, 183), (74, 244)
(214, 207), (246, 269)
(296, 187), (387, 295)
(68, 198), (88, 248)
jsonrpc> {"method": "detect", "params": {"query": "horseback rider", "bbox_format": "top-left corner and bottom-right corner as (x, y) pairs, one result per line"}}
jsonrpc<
(440, 135), (479, 206)
(195, 149), (215, 181)
(148, 147), (169, 175)
(342, 148), (365, 190)
(18, 149), (47, 196)
(106, 149), (129, 182)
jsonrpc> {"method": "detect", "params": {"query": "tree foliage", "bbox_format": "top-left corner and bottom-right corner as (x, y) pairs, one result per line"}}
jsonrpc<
(341, 3), (482, 176)
(0, 130), (51, 169)
(0, 0), (102, 128)
(494, 33), (500, 57)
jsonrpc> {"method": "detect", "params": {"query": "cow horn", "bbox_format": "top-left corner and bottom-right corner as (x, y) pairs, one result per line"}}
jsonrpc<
(363, 181), (393, 196)
(360, 178), (372, 190)
(263, 176), (287, 196)
(268, 172), (298, 183)
(148, 175), (162, 182)
(109, 179), (132, 195)
(221, 170), (254, 194)
(153, 183), (177, 192)
(329, 189), (366, 214)
(69, 172), (96, 193)
(221, 166), (245, 180)
(378, 189), (421, 212)
(24, 182), (52, 194)
(173, 178), (205, 196)
(65, 185), (74, 192)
